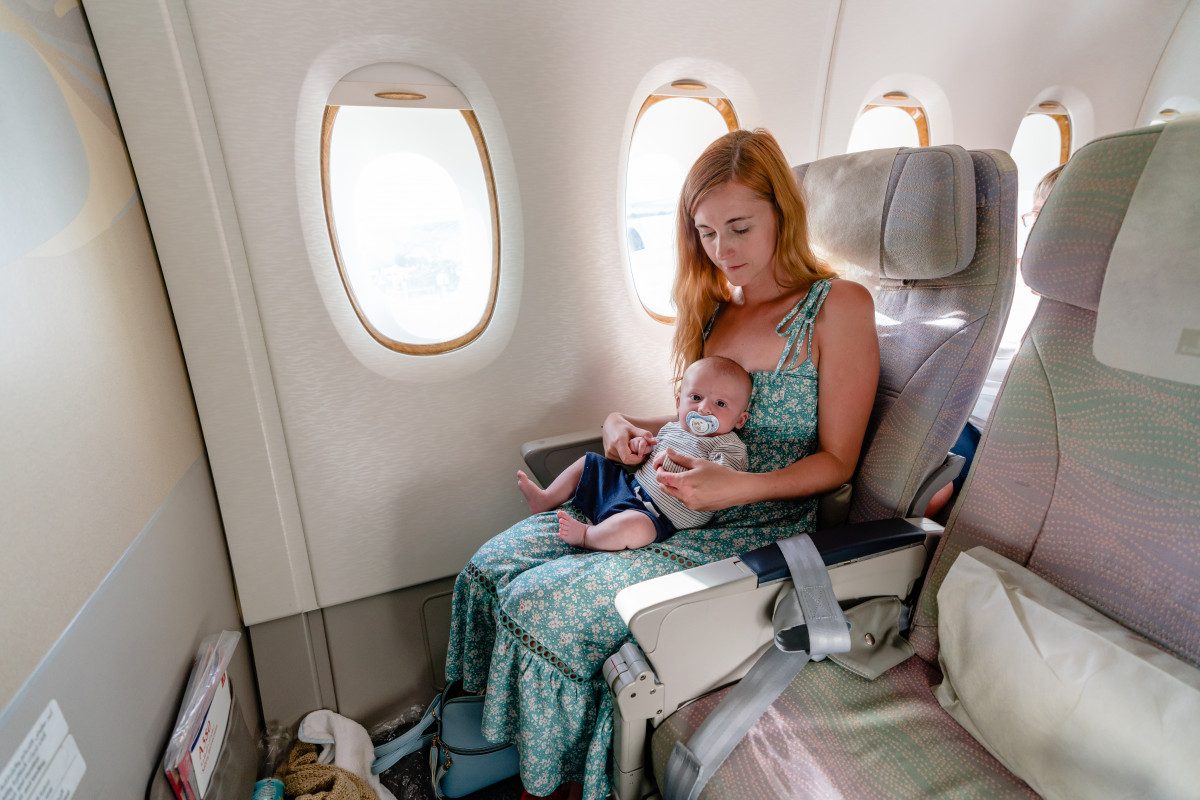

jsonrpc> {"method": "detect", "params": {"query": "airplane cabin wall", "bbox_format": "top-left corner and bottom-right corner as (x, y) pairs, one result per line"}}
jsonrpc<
(819, 0), (1191, 159)
(1138, 0), (1200, 123)
(0, 2), (258, 793)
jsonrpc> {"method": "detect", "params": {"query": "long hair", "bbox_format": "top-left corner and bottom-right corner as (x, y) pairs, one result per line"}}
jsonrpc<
(670, 129), (836, 383)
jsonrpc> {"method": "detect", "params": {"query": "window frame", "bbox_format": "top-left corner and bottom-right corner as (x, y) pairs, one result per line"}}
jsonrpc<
(1049, 112), (1072, 163)
(858, 101), (930, 148)
(319, 103), (501, 355)
(627, 92), (739, 324)
(1028, 103), (1072, 164)
(634, 93), (739, 133)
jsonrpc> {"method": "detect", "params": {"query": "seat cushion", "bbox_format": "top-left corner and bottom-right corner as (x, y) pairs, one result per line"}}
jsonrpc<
(936, 547), (1200, 800)
(651, 657), (1036, 799)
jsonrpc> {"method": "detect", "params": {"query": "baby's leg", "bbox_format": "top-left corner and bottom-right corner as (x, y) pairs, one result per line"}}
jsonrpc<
(517, 456), (586, 514)
(556, 509), (657, 551)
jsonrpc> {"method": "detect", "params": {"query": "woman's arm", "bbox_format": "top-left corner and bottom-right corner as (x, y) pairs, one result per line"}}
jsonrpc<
(602, 411), (675, 465)
(657, 281), (879, 510)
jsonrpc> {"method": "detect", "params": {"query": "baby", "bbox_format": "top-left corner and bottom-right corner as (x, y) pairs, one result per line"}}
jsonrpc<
(517, 356), (752, 551)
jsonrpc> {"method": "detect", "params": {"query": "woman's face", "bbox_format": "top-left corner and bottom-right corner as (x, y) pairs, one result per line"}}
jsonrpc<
(692, 181), (779, 293)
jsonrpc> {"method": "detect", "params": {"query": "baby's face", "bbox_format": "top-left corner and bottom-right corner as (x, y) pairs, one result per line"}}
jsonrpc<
(676, 365), (751, 436)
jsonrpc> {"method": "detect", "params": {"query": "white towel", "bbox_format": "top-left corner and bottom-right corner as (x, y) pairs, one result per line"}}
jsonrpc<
(298, 709), (398, 800)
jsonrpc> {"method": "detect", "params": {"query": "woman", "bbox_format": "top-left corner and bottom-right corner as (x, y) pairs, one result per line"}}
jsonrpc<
(445, 129), (879, 800)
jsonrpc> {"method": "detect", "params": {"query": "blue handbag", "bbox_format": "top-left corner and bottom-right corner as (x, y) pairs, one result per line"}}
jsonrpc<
(372, 682), (519, 798)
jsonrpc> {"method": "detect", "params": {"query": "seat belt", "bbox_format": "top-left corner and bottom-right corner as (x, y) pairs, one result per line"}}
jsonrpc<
(663, 534), (852, 800)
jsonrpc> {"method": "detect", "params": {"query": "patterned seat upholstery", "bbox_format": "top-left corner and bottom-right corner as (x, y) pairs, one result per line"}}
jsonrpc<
(652, 121), (1200, 798)
(652, 659), (1036, 799)
(909, 121), (1200, 666)
(795, 147), (1017, 524)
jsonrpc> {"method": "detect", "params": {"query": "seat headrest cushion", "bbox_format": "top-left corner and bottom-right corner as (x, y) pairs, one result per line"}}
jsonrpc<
(1020, 127), (1161, 313)
(795, 145), (976, 280)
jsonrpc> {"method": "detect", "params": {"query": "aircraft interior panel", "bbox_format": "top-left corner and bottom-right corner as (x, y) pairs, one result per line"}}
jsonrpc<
(820, 0), (1189, 157)
(1137, 0), (1200, 124)
(0, 0), (255, 761)
(3, 0), (1199, 795)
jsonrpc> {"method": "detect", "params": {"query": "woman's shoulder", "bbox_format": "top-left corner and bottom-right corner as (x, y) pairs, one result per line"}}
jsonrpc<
(815, 279), (875, 335)
(821, 278), (872, 308)
(816, 278), (873, 316)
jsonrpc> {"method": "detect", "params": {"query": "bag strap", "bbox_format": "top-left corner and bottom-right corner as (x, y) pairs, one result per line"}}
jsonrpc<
(371, 687), (450, 775)
(663, 534), (851, 800)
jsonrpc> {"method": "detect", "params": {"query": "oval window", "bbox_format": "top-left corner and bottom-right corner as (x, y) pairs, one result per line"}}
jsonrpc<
(625, 85), (738, 321)
(847, 93), (930, 153)
(321, 66), (499, 353)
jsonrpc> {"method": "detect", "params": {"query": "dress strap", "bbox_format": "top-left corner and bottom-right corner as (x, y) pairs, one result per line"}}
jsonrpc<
(774, 279), (832, 372)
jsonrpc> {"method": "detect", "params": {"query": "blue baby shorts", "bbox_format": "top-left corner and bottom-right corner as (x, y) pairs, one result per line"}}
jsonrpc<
(570, 453), (676, 543)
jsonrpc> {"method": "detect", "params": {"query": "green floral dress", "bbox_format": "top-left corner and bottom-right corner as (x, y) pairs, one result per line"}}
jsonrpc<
(446, 280), (832, 799)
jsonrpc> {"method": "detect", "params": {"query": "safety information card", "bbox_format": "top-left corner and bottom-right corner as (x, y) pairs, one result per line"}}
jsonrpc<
(0, 700), (86, 800)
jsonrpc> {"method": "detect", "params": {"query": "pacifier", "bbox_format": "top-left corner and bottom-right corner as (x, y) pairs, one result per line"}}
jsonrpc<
(685, 411), (720, 436)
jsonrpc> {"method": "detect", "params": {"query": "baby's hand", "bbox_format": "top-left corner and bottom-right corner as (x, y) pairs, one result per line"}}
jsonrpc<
(652, 450), (667, 471)
(630, 436), (652, 459)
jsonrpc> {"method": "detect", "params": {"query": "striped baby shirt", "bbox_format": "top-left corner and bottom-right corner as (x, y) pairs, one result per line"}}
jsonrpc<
(635, 420), (748, 531)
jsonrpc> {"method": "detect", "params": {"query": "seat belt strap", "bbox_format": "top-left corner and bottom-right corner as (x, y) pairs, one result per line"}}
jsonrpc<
(663, 643), (809, 800)
(663, 534), (851, 800)
(775, 534), (852, 659)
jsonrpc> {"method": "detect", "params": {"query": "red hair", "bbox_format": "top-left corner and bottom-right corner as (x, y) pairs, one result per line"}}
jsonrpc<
(670, 129), (835, 382)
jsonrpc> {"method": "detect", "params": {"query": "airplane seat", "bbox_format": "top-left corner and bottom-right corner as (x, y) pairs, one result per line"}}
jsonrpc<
(647, 118), (1200, 799)
(607, 144), (1016, 799)
(794, 145), (1017, 524)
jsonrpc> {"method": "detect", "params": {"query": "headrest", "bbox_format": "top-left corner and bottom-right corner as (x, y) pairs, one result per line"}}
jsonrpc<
(1023, 115), (1200, 386)
(794, 145), (976, 280)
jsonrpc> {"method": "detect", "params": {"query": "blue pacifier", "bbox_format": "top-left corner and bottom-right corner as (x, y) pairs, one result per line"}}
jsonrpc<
(686, 411), (720, 436)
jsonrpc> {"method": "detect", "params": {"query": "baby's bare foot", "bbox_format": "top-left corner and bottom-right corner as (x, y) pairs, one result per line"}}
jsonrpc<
(556, 510), (588, 547)
(517, 470), (555, 513)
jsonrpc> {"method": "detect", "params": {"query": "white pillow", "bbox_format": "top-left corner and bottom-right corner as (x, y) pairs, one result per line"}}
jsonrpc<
(935, 546), (1200, 800)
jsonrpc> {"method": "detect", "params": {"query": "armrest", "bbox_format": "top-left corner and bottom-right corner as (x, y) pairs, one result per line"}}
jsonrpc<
(740, 517), (927, 583)
(816, 482), (852, 529)
(520, 429), (603, 486)
(906, 453), (967, 517)
(614, 517), (943, 719)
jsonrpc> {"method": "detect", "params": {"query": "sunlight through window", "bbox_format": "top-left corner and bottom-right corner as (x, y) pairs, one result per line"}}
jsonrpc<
(846, 103), (927, 153)
(323, 99), (498, 353)
(625, 93), (736, 321)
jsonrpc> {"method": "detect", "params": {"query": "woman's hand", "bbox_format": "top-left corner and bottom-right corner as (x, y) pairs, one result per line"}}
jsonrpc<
(602, 413), (657, 466)
(655, 449), (746, 512)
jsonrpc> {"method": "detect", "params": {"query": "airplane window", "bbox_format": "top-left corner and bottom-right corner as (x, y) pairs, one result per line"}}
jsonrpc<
(321, 90), (498, 354)
(847, 94), (930, 153)
(1151, 107), (1180, 125)
(625, 89), (737, 321)
(1013, 108), (1070, 255)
